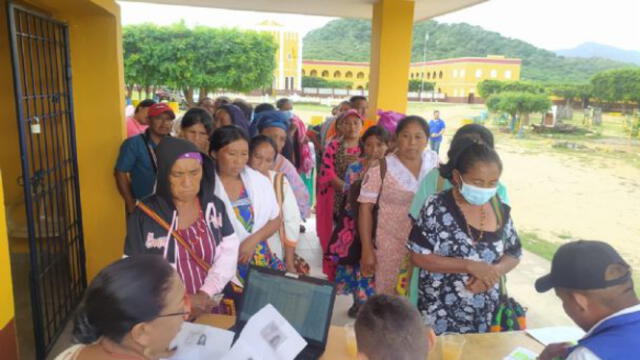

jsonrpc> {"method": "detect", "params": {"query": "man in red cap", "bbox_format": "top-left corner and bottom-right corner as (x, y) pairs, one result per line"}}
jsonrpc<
(115, 102), (175, 213)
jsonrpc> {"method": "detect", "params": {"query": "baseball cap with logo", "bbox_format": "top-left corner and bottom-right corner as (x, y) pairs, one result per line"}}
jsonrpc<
(147, 103), (176, 119)
(535, 240), (631, 293)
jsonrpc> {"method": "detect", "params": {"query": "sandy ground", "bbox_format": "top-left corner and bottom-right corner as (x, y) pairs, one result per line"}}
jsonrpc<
(499, 143), (640, 271)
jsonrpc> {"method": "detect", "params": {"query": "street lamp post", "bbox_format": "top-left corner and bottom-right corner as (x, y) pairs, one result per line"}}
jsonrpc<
(419, 32), (429, 102)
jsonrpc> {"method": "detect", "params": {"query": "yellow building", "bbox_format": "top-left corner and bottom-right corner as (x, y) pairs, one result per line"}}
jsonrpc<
(256, 20), (302, 91)
(302, 55), (522, 101)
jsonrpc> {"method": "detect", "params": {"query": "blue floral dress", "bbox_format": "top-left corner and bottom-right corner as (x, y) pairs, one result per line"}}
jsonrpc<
(407, 190), (522, 334)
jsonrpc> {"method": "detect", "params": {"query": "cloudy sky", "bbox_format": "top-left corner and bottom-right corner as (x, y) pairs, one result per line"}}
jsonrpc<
(119, 0), (639, 51)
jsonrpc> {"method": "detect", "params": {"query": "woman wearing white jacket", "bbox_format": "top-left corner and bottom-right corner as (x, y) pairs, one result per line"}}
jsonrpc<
(248, 135), (301, 273)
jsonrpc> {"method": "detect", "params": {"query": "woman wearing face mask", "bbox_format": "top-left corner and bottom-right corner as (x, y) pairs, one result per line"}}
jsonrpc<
(407, 140), (522, 334)
(55, 256), (188, 360)
(409, 123), (510, 222)
(124, 137), (239, 318)
(248, 135), (300, 274)
(209, 126), (283, 286)
(358, 116), (439, 296)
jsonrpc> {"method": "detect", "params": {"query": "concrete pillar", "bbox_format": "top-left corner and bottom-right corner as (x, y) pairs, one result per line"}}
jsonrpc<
(368, 0), (415, 120)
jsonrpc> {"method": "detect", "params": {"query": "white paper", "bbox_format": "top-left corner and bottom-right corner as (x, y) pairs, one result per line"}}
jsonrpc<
(165, 322), (235, 360)
(526, 326), (585, 346)
(225, 304), (308, 360)
(503, 347), (538, 360)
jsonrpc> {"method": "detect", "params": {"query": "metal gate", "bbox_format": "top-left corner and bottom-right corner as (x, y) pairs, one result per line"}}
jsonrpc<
(7, 4), (87, 358)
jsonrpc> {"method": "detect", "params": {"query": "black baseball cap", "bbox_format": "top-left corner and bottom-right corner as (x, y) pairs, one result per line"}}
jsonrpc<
(535, 240), (631, 293)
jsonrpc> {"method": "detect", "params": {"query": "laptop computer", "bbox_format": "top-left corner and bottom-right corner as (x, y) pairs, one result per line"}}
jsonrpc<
(232, 265), (337, 360)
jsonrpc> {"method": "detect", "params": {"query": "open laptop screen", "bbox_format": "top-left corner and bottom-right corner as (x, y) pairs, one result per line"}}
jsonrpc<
(239, 268), (335, 344)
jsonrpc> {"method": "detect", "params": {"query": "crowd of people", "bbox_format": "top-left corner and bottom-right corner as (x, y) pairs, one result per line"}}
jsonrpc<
(55, 96), (638, 360)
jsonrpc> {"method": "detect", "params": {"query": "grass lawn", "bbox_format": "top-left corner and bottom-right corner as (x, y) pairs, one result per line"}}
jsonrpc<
(520, 230), (640, 294)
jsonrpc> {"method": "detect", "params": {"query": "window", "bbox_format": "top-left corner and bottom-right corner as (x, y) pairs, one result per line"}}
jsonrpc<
(432, 71), (437, 79)
(301, 69), (306, 76)
(321, 70), (329, 77)
(421, 72), (425, 78)
(439, 71), (443, 79)
(345, 71), (353, 79)
(504, 70), (512, 79)
(356, 72), (365, 79)
(460, 89), (465, 97)
(460, 69), (466, 77)
(426, 72), (431, 79)
(475, 69), (483, 78)
(490, 69), (497, 78)
(310, 69), (317, 77)
(333, 71), (341, 78)
(453, 69), (458, 78)
(410, 73), (415, 79)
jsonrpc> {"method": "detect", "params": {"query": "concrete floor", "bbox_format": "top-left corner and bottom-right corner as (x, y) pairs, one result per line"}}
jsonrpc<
(41, 216), (572, 359)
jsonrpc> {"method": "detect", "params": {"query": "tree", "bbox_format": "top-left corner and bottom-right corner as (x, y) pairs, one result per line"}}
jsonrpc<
(590, 68), (640, 110)
(477, 80), (504, 98)
(408, 79), (434, 92)
(122, 23), (277, 104)
(301, 76), (352, 89)
(486, 91), (551, 135)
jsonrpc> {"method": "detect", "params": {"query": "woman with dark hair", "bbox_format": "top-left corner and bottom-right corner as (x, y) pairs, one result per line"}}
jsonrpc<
(358, 116), (438, 295)
(197, 97), (216, 115)
(248, 135), (300, 273)
(232, 98), (254, 122)
(251, 110), (311, 220)
(209, 126), (283, 286)
(409, 124), (509, 221)
(253, 102), (276, 116)
(55, 256), (187, 360)
(317, 109), (365, 279)
(214, 103), (250, 134)
(408, 141), (521, 334)
(180, 107), (213, 153)
(326, 125), (390, 317)
(125, 137), (239, 317)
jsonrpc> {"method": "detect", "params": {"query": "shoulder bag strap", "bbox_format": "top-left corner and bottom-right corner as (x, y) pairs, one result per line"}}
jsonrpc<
(375, 158), (387, 206)
(273, 173), (288, 248)
(141, 132), (158, 173)
(489, 196), (508, 296)
(137, 202), (211, 272)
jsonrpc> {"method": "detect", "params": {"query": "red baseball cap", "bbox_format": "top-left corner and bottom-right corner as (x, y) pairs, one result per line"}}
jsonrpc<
(147, 103), (176, 119)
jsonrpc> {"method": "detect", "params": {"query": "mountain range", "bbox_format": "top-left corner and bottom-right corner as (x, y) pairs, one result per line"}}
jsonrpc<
(302, 19), (638, 83)
(555, 42), (640, 65)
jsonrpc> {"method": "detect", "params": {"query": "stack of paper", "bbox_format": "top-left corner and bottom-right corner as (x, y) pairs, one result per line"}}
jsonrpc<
(526, 326), (585, 346)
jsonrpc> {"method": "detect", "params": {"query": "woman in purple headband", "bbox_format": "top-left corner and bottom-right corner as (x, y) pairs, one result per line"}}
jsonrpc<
(124, 137), (240, 318)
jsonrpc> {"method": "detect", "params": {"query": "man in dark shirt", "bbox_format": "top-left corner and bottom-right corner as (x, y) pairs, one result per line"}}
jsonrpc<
(114, 102), (174, 213)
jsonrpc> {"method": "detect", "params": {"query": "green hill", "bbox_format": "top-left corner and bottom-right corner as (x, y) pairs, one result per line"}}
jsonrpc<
(302, 19), (636, 83)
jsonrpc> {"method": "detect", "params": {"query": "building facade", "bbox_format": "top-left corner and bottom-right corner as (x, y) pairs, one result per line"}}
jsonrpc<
(256, 20), (302, 92)
(302, 55), (522, 101)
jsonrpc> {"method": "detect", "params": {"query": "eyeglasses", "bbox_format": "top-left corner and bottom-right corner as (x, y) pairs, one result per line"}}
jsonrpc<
(157, 294), (191, 320)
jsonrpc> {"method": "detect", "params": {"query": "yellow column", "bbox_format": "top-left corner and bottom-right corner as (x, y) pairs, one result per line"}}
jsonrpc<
(368, 0), (415, 120)
(0, 172), (18, 360)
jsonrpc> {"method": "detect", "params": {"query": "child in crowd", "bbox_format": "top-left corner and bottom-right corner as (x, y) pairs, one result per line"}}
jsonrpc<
(536, 240), (640, 360)
(355, 294), (435, 360)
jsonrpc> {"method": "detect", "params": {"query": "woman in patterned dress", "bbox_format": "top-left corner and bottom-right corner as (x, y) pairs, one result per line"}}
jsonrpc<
(358, 116), (439, 295)
(408, 140), (522, 334)
(327, 126), (390, 317)
(317, 109), (364, 279)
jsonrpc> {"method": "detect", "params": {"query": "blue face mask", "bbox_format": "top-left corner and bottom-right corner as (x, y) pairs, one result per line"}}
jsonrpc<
(459, 176), (497, 206)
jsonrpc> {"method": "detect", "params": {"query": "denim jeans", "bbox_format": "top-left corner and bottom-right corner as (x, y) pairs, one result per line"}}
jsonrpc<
(430, 139), (442, 154)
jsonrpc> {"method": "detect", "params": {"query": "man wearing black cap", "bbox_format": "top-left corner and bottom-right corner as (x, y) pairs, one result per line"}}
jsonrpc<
(535, 240), (640, 360)
(115, 103), (174, 213)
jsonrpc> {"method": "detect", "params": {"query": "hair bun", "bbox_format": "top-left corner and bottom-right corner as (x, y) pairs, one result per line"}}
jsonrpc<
(72, 305), (102, 344)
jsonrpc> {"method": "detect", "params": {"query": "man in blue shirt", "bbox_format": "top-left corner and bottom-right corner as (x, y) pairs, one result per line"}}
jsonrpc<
(536, 241), (640, 360)
(428, 110), (445, 154)
(115, 103), (174, 213)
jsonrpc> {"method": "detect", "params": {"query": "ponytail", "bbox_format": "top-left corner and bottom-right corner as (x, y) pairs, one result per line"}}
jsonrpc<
(441, 139), (502, 181)
(73, 304), (102, 344)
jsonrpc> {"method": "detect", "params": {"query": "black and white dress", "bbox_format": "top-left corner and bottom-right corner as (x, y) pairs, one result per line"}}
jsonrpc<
(407, 190), (522, 334)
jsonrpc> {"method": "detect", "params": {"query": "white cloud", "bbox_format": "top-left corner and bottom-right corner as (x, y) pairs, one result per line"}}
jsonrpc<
(435, 0), (640, 51)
